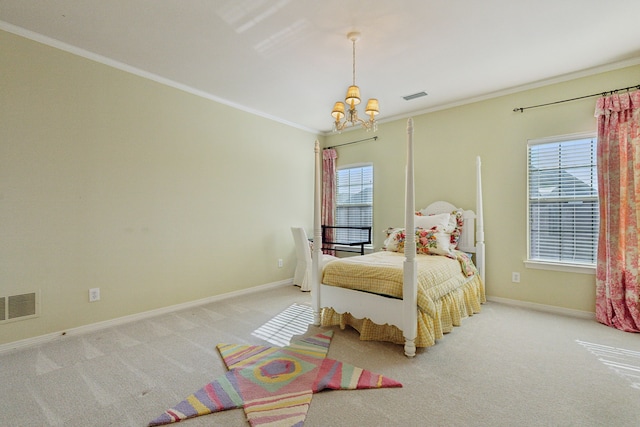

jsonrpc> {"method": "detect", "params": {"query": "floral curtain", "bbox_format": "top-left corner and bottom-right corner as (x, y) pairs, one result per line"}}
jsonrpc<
(594, 89), (640, 332)
(322, 148), (337, 255)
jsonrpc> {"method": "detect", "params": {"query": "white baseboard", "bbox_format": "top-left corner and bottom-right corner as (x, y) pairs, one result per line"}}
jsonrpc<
(0, 279), (293, 355)
(486, 296), (595, 320)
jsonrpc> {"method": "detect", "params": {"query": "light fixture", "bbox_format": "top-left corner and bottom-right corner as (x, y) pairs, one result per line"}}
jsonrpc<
(331, 31), (379, 132)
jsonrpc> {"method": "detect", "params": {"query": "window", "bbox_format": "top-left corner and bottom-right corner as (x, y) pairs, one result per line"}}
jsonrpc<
(335, 164), (373, 244)
(527, 134), (598, 271)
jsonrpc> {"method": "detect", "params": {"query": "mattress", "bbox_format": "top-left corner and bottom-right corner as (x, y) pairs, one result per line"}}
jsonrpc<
(320, 250), (485, 347)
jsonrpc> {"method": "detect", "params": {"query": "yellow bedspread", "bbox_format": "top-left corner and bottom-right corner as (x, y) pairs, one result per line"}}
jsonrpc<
(321, 251), (486, 348)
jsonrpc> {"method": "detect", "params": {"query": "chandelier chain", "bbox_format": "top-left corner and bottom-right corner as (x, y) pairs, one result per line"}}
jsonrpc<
(352, 38), (356, 86)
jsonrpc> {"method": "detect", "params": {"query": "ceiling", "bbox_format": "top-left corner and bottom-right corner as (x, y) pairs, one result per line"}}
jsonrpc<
(2, 0), (640, 134)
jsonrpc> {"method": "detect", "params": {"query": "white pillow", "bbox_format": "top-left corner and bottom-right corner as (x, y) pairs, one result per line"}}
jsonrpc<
(414, 212), (451, 231)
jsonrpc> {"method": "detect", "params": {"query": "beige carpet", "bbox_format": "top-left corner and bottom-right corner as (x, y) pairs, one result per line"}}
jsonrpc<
(1, 285), (639, 426)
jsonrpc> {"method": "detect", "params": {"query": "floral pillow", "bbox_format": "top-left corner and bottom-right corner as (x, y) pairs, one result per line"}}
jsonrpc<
(383, 226), (453, 257)
(456, 251), (477, 277)
(448, 209), (464, 249)
(416, 209), (464, 249)
(382, 227), (404, 252)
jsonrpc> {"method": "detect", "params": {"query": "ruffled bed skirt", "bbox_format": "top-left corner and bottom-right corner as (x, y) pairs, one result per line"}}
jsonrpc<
(320, 275), (486, 348)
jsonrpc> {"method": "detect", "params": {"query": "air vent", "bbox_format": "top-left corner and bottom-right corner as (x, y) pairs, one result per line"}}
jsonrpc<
(0, 292), (38, 323)
(403, 91), (428, 101)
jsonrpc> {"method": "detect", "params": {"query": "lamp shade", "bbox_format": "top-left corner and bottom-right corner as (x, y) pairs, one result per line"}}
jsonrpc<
(331, 102), (345, 120)
(365, 98), (380, 116)
(345, 85), (361, 106)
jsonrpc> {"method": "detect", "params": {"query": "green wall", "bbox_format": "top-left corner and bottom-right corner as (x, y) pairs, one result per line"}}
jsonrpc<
(324, 63), (640, 314)
(2, 26), (638, 346)
(0, 30), (319, 346)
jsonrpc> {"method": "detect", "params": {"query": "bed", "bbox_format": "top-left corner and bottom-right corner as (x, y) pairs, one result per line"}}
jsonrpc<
(310, 118), (486, 357)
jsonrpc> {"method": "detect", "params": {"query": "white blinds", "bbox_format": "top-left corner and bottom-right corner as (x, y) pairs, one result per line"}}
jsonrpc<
(528, 137), (598, 265)
(335, 165), (373, 243)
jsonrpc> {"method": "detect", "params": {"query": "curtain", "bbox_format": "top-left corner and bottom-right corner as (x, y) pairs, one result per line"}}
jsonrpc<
(322, 149), (337, 255)
(594, 89), (640, 332)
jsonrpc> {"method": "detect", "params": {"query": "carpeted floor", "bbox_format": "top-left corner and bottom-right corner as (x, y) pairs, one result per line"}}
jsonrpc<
(1, 285), (639, 426)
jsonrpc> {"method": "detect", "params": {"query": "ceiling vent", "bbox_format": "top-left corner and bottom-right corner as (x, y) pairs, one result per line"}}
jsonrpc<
(403, 91), (428, 101)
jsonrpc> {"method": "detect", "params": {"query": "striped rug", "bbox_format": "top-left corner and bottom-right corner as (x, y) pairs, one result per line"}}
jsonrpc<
(149, 330), (401, 426)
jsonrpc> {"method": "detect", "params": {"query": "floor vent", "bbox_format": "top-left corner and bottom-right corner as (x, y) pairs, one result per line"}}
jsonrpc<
(0, 292), (39, 323)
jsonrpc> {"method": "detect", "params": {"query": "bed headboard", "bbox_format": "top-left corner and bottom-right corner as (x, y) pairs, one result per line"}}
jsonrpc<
(419, 201), (477, 254)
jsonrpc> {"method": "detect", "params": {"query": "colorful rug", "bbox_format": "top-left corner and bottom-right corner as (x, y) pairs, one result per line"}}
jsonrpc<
(149, 330), (401, 426)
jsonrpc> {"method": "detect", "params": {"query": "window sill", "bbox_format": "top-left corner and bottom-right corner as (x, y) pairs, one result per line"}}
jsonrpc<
(524, 260), (595, 275)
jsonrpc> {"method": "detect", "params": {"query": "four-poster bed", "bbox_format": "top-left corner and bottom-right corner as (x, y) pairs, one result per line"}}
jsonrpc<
(311, 118), (486, 357)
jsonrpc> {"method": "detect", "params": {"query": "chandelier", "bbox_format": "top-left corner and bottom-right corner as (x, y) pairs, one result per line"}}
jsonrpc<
(331, 32), (379, 132)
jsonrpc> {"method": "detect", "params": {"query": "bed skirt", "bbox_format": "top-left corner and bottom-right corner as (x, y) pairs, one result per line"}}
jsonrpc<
(320, 275), (486, 348)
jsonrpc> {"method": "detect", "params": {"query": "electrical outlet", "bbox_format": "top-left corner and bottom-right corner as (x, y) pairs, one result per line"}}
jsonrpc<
(89, 288), (100, 302)
(278, 259), (283, 268)
(511, 272), (521, 283)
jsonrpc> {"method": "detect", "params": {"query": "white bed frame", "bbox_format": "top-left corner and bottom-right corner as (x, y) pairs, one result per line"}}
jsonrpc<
(311, 118), (485, 357)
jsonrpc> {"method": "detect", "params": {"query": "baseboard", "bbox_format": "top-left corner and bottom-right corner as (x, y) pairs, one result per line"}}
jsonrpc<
(486, 296), (595, 320)
(0, 279), (293, 355)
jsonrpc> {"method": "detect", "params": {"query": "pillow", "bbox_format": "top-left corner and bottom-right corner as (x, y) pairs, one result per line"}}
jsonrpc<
(382, 227), (404, 252)
(448, 209), (464, 249)
(456, 251), (477, 277)
(414, 212), (450, 231)
(382, 226), (453, 257)
(416, 209), (464, 249)
(413, 227), (453, 256)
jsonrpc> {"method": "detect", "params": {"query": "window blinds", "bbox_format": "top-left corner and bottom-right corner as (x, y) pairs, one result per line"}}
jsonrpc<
(336, 165), (373, 243)
(528, 137), (599, 265)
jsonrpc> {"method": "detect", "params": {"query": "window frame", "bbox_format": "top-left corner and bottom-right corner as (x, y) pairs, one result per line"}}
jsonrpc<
(525, 131), (598, 275)
(334, 162), (374, 253)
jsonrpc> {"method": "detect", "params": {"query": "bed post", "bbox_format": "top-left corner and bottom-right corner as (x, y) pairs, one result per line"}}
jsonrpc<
(475, 156), (485, 285)
(403, 118), (418, 358)
(311, 140), (322, 326)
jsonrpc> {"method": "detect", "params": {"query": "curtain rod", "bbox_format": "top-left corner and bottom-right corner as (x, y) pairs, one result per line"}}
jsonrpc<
(513, 83), (640, 113)
(326, 136), (378, 149)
